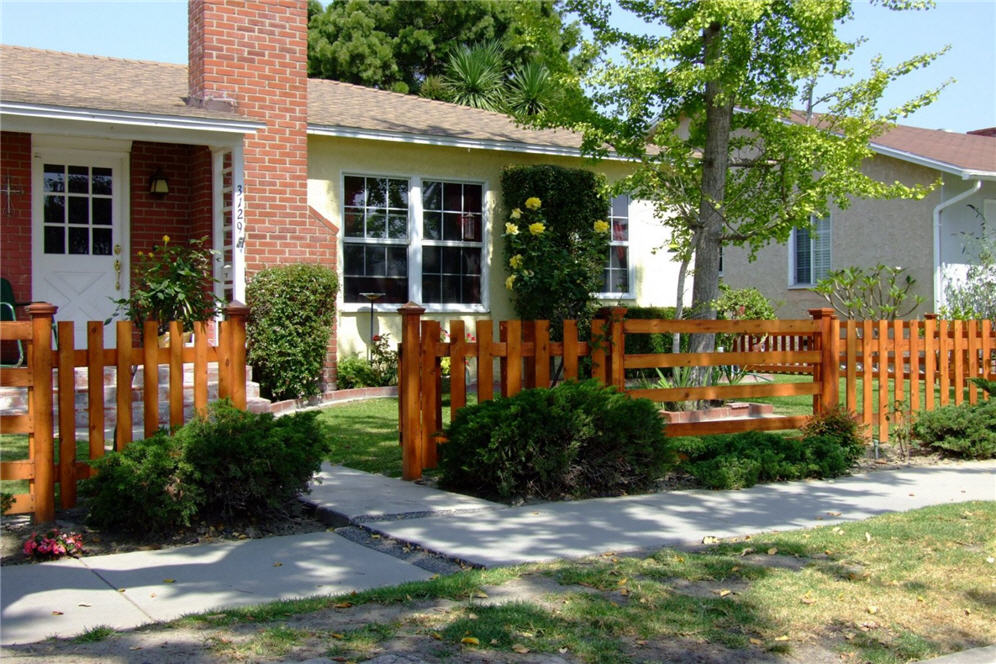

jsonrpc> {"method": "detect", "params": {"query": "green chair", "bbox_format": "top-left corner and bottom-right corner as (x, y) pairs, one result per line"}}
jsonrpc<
(1, 277), (28, 367)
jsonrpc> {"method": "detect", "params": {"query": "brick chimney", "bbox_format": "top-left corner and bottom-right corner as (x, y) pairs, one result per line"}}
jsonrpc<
(188, 0), (339, 387)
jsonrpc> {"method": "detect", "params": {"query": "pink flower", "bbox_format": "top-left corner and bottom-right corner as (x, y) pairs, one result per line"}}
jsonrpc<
(22, 539), (36, 555)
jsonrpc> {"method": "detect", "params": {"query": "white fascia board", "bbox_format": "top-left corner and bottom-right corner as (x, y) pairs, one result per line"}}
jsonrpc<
(308, 123), (632, 162)
(868, 142), (996, 181)
(1, 102), (262, 136)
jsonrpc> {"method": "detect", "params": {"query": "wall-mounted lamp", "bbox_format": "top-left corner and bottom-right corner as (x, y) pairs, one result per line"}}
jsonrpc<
(149, 170), (169, 195)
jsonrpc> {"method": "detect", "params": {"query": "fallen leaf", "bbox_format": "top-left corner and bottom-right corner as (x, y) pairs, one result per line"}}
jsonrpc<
(149, 593), (156, 598)
(801, 597), (816, 605)
(731, 566), (741, 572)
(334, 601), (353, 609)
(750, 638), (763, 645)
(559, 647), (569, 654)
(51, 610), (64, 616)
(964, 609), (972, 615)
(774, 635), (789, 641)
(163, 578), (176, 584)
(431, 632), (442, 640)
(78, 603), (91, 607)
(635, 639), (648, 646)
(865, 532), (872, 543)
(473, 591), (488, 599)
(739, 547), (754, 557)
(617, 577), (628, 586)
(767, 547), (778, 555)
(371, 534), (381, 540)
(512, 644), (530, 654)
(490, 639), (498, 645)
(702, 536), (719, 544)
(273, 562), (283, 567)
(713, 589), (732, 597)
(917, 596), (925, 602)
(866, 606), (879, 615)
(129, 646), (143, 651)
(827, 511), (841, 516)
(461, 637), (480, 646)
(117, 588), (126, 593)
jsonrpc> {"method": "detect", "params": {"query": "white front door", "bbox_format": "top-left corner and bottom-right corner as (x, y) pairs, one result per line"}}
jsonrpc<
(32, 147), (129, 347)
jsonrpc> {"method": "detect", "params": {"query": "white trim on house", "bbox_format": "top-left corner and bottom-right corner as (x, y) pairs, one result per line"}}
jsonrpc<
(309, 124), (630, 162)
(2, 102), (262, 138)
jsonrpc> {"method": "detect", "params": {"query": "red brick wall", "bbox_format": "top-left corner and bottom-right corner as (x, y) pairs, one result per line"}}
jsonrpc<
(130, 141), (196, 263)
(188, 0), (338, 386)
(0, 131), (33, 308)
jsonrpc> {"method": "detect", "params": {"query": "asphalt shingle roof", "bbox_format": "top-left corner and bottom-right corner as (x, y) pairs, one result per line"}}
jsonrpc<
(2, 44), (992, 174)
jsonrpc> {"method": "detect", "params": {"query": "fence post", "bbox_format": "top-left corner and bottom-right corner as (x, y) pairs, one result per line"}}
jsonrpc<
(809, 308), (838, 416)
(607, 307), (628, 391)
(226, 302), (249, 410)
(27, 302), (56, 523)
(399, 302), (425, 480)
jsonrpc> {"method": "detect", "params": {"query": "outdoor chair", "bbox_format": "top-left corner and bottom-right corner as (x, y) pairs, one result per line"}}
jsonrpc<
(1, 277), (28, 367)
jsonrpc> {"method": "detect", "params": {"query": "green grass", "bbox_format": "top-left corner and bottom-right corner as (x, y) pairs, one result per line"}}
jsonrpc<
(72, 625), (115, 643)
(165, 502), (995, 664)
(0, 434), (94, 498)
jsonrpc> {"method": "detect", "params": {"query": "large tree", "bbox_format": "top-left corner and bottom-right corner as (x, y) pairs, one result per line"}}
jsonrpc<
(549, 0), (946, 354)
(307, 0), (583, 96)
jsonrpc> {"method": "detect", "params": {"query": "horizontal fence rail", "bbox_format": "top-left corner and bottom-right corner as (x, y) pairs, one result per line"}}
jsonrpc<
(0, 302), (249, 522)
(397, 305), (839, 480)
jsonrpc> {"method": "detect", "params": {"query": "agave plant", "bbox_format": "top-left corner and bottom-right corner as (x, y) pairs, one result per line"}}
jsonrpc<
(507, 61), (555, 116)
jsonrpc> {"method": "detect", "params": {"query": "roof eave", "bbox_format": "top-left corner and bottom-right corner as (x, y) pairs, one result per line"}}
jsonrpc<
(1, 101), (263, 135)
(869, 142), (996, 181)
(307, 123), (630, 162)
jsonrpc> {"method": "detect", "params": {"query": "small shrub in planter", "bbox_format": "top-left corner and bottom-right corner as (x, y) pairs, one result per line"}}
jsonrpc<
(180, 401), (331, 520)
(913, 400), (996, 459)
(82, 432), (200, 535)
(336, 334), (399, 389)
(439, 379), (675, 501)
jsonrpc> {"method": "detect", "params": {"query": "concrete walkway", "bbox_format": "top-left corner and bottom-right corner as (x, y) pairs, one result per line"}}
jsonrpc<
(2, 460), (994, 655)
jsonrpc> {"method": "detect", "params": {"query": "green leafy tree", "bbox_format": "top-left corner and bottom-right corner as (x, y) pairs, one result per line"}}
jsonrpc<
(307, 0), (583, 98)
(549, 0), (946, 359)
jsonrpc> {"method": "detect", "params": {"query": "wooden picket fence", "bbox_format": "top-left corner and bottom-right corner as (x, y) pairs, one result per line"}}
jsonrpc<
(0, 302), (248, 522)
(397, 305), (839, 480)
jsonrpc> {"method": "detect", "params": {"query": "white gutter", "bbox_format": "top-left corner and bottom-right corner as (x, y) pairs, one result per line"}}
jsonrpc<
(933, 179), (982, 311)
(308, 124), (634, 162)
(1, 101), (263, 134)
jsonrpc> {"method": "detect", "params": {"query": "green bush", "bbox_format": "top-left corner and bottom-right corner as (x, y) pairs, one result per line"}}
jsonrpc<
(674, 424), (863, 490)
(913, 400), (996, 459)
(247, 263), (338, 400)
(82, 401), (331, 532)
(82, 432), (200, 534)
(439, 379), (675, 501)
(179, 402), (330, 520)
(801, 406), (866, 459)
(336, 334), (398, 389)
(336, 355), (381, 389)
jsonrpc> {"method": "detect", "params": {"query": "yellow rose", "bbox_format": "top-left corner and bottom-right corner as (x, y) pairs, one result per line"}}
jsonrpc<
(524, 197), (542, 211)
(505, 274), (517, 290)
(510, 208), (522, 220)
(594, 219), (610, 233)
(505, 222), (520, 235)
(528, 222), (545, 235)
(509, 254), (524, 269)
(162, 234), (170, 245)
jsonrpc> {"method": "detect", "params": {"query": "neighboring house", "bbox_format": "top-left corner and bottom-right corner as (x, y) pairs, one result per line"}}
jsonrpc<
(0, 0), (678, 386)
(721, 124), (996, 318)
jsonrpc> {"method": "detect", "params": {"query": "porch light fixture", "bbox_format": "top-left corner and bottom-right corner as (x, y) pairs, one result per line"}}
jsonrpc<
(360, 292), (385, 362)
(149, 170), (169, 195)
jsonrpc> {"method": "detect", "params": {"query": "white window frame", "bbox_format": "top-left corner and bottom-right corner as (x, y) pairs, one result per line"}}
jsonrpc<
(340, 171), (489, 314)
(598, 194), (635, 298)
(789, 213), (831, 288)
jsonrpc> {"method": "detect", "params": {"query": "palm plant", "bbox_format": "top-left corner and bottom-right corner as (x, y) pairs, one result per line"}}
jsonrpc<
(443, 41), (505, 111)
(507, 61), (555, 116)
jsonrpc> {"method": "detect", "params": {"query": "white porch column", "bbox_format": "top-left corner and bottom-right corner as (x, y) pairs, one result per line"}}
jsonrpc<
(230, 142), (246, 303)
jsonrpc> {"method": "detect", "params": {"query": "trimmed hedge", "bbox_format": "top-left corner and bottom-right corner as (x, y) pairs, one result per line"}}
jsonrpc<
(439, 380), (675, 501)
(247, 263), (338, 400)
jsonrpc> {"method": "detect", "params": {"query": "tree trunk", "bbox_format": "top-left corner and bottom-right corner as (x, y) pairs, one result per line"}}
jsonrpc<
(689, 20), (734, 394)
(672, 247), (692, 354)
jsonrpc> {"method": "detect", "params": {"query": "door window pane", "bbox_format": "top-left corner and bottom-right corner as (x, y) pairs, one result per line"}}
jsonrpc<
(43, 164), (64, 193)
(44, 226), (65, 254)
(92, 228), (113, 255)
(68, 227), (89, 254)
(44, 196), (65, 224)
(92, 198), (112, 225)
(68, 197), (89, 224)
(92, 168), (112, 195)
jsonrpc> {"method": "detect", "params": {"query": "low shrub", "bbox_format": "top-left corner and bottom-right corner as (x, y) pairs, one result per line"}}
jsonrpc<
(83, 432), (200, 534)
(336, 334), (398, 389)
(336, 355), (381, 389)
(438, 379), (675, 501)
(913, 400), (996, 459)
(179, 402), (331, 520)
(801, 406), (866, 458)
(674, 425), (863, 490)
(82, 401), (331, 532)
(247, 263), (338, 400)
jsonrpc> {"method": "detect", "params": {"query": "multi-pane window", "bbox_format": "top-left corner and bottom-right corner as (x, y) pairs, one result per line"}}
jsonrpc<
(791, 214), (831, 285)
(421, 181), (483, 304)
(343, 175), (410, 303)
(42, 163), (114, 256)
(601, 194), (630, 295)
(342, 175), (485, 307)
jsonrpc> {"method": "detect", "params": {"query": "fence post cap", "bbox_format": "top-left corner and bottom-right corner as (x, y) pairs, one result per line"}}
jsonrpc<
(26, 302), (57, 316)
(225, 301), (249, 317)
(398, 302), (426, 315)
(808, 307), (835, 320)
(924, 313), (939, 320)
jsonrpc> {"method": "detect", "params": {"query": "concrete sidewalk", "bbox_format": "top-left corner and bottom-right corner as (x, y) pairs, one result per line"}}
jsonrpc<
(2, 460), (994, 651)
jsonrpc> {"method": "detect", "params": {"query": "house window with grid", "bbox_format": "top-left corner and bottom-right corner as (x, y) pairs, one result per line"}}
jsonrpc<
(420, 180), (483, 304)
(791, 214), (831, 285)
(601, 194), (631, 295)
(342, 175), (485, 307)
